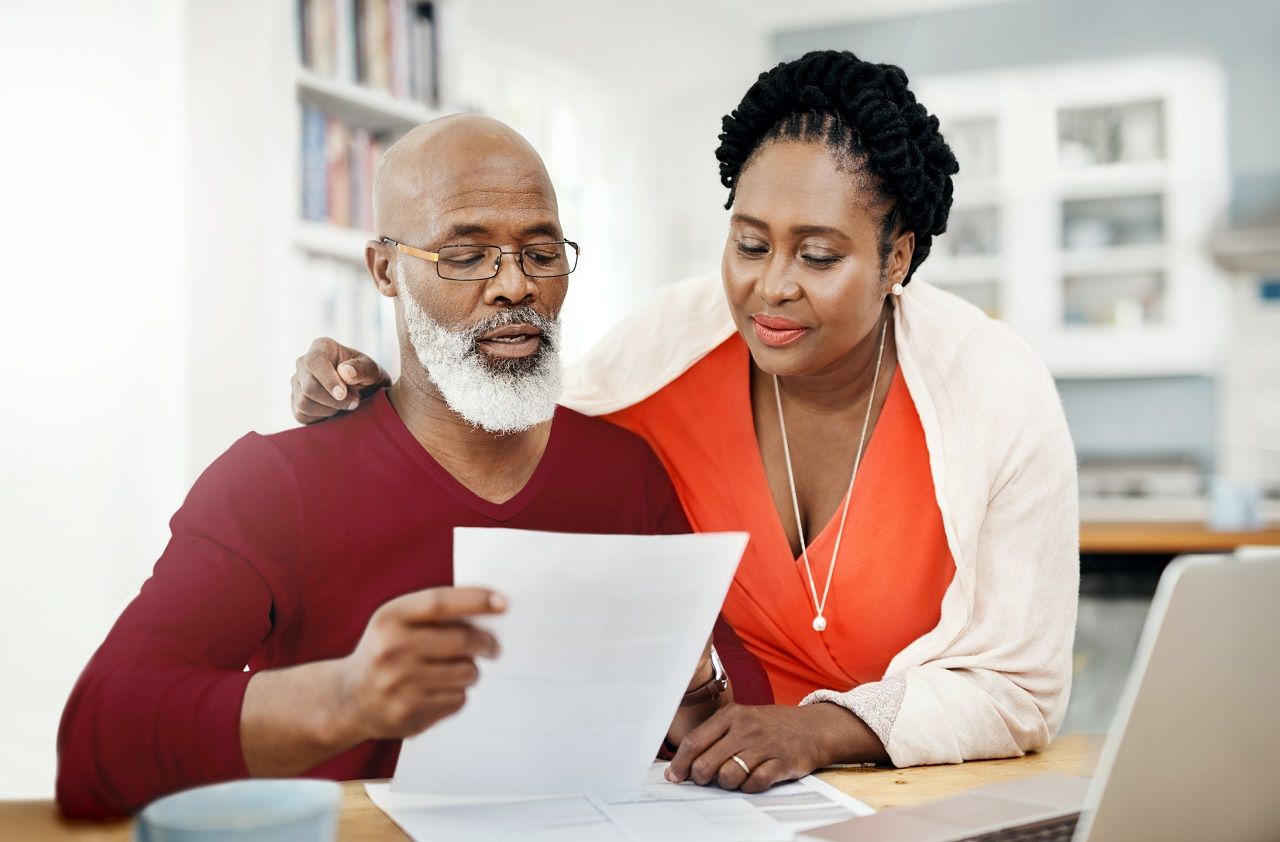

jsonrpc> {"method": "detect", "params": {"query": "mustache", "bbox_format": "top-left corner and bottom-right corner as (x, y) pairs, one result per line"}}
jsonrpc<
(462, 307), (558, 350)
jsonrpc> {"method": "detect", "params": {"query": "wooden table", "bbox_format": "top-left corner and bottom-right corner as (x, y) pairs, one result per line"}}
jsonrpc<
(0, 735), (1101, 840)
(1079, 521), (1280, 554)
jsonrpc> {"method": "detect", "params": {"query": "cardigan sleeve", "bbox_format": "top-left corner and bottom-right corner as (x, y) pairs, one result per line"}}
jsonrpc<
(801, 354), (1080, 767)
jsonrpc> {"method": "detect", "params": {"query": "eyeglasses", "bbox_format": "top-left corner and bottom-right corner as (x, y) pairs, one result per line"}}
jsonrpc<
(381, 238), (580, 281)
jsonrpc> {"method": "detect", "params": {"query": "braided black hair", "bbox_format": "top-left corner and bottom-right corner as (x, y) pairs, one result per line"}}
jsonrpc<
(716, 50), (959, 284)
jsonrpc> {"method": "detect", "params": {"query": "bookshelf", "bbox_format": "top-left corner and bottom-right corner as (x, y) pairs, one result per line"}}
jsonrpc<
(290, 0), (455, 377)
(913, 56), (1229, 378)
(296, 68), (443, 133)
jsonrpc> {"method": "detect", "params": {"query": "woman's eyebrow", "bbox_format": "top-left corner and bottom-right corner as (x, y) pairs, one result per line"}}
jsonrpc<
(790, 224), (849, 240)
(730, 213), (768, 229)
(730, 214), (849, 241)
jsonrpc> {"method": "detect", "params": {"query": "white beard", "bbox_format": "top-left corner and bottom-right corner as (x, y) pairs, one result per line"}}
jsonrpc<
(398, 274), (563, 435)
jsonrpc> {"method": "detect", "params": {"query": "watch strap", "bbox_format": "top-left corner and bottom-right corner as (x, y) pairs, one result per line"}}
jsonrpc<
(678, 647), (727, 707)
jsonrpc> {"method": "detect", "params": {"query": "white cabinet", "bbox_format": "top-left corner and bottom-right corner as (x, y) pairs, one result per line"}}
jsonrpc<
(913, 56), (1229, 377)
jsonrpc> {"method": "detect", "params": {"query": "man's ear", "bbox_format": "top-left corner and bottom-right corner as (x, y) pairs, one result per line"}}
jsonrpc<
(366, 241), (398, 297)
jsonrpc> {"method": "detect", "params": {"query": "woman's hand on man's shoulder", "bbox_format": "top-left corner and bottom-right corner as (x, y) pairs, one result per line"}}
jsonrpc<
(291, 337), (390, 424)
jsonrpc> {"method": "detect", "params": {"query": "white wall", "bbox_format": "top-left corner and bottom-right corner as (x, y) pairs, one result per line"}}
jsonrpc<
(0, 0), (189, 798)
(182, 0), (302, 473)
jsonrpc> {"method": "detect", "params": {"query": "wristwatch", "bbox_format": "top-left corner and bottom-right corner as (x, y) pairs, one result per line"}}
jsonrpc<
(679, 647), (727, 707)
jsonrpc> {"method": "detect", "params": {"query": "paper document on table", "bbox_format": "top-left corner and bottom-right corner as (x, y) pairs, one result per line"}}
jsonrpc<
(366, 762), (873, 841)
(392, 527), (749, 796)
(595, 762), (875, 834)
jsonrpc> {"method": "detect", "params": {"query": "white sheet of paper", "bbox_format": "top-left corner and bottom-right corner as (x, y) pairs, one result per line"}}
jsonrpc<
(366, 788), (627, 842)
(366, 763), (873, 842)
(595, 763), (875, 832)
(391, 528), (749, 796)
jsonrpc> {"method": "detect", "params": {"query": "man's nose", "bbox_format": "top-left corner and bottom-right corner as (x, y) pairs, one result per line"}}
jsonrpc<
(483, 252), (537, 305)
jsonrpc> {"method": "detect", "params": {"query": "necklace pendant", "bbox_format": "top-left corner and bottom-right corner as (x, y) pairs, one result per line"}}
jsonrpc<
(812, 615), (828, 632)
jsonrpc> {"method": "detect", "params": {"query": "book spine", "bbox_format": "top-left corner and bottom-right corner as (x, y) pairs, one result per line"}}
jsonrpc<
(411, 3), (436, 107)
(326, 117), (352, 228)
(354, 0), (368, 86)
(389, 0), (410, 100)
(332, 0), (353, 83)
(313, 0), (334, 76)
(296, 0), (310, 69)
(369, 0), (391, 92)
(301, 106), (328, 221)
(350, 127), (372, 231)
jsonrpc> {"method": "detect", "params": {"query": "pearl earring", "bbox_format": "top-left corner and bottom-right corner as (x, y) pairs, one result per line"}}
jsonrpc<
(891, 282), (904, 296)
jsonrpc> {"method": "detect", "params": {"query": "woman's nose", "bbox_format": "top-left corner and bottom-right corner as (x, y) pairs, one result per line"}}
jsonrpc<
(756, 256), (801, 304)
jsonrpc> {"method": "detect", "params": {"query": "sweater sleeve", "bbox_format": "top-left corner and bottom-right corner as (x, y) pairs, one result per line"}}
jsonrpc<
(801, 359), (1079, 767)
(56, 433), (302, 817)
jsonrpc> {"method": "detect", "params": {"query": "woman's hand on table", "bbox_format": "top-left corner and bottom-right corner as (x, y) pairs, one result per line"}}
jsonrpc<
(664, 702), (887, 794)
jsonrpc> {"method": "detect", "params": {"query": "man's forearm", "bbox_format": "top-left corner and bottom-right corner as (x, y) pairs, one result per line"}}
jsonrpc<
(667, 685), (733, 746)
(241, 658), (362, 776)
(665, 652), (733, 747)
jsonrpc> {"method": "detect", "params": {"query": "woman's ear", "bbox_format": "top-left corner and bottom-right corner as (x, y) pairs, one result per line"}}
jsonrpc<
(887, 229), (916, 289)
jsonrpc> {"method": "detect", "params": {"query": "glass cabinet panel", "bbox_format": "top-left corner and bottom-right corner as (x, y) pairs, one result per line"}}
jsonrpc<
(948, 280), (1001, 318)
(941, 206), (1001, 258)
(1062, 194), (1163, 250)
(947, 118), (999, 179)
(1063, 271), (1165, 327)
(1058, 100), (1164, 168)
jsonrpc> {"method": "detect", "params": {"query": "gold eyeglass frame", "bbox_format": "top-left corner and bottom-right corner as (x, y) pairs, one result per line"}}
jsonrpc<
(380, 237), (581, 281)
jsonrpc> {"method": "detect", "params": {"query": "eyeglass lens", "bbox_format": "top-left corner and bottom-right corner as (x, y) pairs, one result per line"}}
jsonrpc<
(436, 243), (576, 280)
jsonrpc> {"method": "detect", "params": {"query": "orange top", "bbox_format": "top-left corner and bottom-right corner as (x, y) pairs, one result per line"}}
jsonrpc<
(604, 334), (955, 705)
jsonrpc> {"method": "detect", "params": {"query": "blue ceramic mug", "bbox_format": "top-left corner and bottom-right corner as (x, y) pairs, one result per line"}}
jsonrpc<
(135, 779), (341, 842)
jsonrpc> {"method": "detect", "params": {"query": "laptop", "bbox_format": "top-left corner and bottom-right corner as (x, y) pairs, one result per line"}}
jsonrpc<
(801, 548), (1280, 842)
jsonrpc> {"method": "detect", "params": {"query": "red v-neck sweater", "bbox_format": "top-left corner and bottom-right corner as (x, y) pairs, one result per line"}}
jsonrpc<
(56, 391), (769, 818)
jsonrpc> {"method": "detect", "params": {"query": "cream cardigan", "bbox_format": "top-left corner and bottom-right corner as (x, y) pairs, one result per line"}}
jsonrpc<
(561, 273), (1080, 768)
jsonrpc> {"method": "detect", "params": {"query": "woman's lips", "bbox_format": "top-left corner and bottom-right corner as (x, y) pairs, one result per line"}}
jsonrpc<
(751, 315), (810, 348)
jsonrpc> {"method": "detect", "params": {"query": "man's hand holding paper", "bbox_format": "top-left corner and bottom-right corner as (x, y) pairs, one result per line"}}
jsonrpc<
(391, 527), (749, 797)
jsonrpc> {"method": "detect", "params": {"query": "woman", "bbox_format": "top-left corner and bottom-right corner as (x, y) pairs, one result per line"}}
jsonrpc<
(290, 51), (1079, 792)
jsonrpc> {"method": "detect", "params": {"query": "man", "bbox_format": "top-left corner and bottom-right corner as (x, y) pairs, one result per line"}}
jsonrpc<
(56, 115), (765, 818)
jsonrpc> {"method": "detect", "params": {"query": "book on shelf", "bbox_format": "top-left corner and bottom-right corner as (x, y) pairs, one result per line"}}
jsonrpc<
(410, 2), (439, 107)
(297, 0), (439, 107)
(301, 106), (328, 222)
(326, 119), (351, 228)
(301, 108), (390, 230)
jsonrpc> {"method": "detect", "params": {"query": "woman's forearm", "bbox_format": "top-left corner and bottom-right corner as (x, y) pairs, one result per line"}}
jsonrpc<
(808, 701), (890, 766)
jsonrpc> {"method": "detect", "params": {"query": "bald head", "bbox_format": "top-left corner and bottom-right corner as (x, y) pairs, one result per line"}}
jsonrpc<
(365, 113), (571, 408)
(373, 114), (559, 244)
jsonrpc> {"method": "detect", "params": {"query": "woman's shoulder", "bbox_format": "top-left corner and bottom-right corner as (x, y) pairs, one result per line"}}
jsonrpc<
(902, 281), (1057, 398)
(901, 282), (1073, 479)
(561, 273), (736, 416)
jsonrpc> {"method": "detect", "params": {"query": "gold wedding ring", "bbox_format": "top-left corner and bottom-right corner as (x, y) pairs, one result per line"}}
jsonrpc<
(730, 754), (751, 775)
